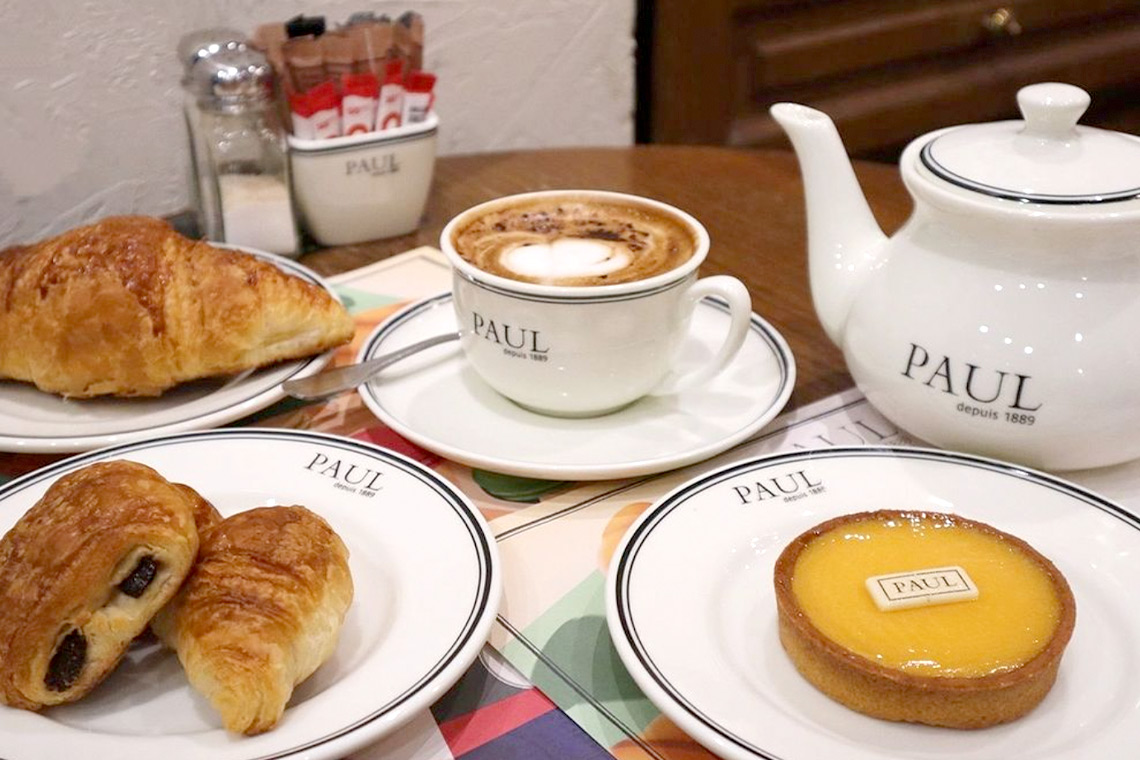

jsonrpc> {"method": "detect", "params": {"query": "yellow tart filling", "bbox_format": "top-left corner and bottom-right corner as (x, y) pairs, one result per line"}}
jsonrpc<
(790, 512), (1062, 678)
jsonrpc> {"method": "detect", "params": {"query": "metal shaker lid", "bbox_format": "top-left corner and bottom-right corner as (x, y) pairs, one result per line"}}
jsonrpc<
(185, 46), (275, 108)
(176, 28), (248, 76)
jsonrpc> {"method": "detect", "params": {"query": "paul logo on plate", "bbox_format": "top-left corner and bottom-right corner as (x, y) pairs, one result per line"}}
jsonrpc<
(730, 469), (826, 504)
(305, 451), (384, 497)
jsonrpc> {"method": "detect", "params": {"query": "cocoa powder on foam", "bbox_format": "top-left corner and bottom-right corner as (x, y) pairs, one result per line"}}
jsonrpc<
(452, 196), (698, 286)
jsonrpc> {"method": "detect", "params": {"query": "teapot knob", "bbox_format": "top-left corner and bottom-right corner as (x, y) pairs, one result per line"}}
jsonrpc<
(1017, 82), (1090, 140)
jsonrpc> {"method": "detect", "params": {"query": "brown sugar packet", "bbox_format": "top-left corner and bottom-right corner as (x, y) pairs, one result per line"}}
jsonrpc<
(320, 31), (355, 82)
(345, 26), (370, 76)
(251, 22), (287, 62)
(396, 11), (424, 72)
(250, 22), (296, 127)
(282, 35), (327, 93)
(347, 19), (394, 77)
(392, 21), (413, 73)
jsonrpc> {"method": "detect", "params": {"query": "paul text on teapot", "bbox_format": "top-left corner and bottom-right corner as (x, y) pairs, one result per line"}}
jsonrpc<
(901, 343), (1042, 411)
(471, 311), (550, 360)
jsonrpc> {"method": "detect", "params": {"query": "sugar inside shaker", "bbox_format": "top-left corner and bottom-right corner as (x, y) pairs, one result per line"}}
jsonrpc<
(181, 43), (300, 257)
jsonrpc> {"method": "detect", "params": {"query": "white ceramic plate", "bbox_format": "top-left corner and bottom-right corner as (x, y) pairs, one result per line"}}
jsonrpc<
(356, 293), (795, 480)
(607, 446), (1140, 760)
(0, 250), (341, 454)
(0, 429), (501, 760)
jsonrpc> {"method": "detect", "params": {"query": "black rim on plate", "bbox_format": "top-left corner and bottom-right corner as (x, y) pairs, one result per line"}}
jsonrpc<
(612, 445), (1139, 760)
(0, 428), (497, 760)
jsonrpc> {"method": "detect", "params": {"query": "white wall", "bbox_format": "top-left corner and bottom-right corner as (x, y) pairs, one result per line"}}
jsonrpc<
(0, 0), (635, 247)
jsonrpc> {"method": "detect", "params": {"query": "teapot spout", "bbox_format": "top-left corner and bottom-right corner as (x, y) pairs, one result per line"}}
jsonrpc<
(770, 103), (888, 347)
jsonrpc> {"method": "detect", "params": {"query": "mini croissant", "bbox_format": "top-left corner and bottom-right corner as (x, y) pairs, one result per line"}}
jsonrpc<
(151, 505), (353, 735)
(0, 216), (354, 397)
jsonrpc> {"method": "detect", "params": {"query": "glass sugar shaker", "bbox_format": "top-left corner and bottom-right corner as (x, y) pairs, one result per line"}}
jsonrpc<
(182, 44), (300, 257)
(177, 29), (246, 243)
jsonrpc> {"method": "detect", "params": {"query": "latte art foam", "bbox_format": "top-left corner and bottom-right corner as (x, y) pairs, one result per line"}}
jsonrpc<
(502, 239), (631, 281)
(452, 196), (697, 286)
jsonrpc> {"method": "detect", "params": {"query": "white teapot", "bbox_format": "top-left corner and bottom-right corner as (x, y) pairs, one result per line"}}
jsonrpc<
(771, 83), (1140, 471)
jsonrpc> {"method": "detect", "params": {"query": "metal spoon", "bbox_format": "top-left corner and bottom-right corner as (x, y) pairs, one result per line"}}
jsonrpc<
(282, 332), (460, 400)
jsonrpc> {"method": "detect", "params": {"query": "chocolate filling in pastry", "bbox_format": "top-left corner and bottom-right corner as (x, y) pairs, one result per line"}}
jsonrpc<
(42, 554), (162, 692)
(117, 555), (160, 598)
(44, 630), (87, 692)
(0, 461), (204, 710)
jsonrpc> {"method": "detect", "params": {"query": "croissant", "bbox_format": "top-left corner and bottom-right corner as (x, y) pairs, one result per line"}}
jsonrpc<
(0, 216), (354, 397)
(151, 505), (353, 735)
(173, 483), (224, 537)
(0, 461), (201, 710)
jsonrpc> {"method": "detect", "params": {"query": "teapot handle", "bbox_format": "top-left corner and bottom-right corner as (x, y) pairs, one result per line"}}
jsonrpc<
(1018, 83), (1090, 140)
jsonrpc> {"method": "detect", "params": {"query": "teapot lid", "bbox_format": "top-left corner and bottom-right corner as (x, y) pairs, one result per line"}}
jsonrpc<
(919, 83), (1140, 205)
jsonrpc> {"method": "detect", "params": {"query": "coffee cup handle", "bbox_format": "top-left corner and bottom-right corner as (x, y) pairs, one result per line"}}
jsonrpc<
(651, 275), (752, 396)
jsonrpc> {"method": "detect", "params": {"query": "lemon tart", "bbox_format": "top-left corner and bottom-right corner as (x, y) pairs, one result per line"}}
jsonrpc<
(773, 510), (1076, 728)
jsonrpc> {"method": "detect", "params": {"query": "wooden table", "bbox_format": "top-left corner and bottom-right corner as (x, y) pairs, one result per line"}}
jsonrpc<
(303, 145), (912, 413)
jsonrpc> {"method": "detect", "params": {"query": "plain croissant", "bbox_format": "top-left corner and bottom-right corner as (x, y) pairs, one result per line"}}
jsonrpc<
(151, 505), (353, 735)
(0, 216), (354, 397)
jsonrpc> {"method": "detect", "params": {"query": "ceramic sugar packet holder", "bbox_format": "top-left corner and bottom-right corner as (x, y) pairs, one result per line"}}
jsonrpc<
(771, 82), (1140, 471)
(288, 112), (438, 246)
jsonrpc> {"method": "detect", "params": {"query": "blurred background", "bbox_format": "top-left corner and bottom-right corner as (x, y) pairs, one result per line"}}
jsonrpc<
(0, 0), (635, 246)
(636, 0), (1140, 162)
(2, 0), (1137, 247)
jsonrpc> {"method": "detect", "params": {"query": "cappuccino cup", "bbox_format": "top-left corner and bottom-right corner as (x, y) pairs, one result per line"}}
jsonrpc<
(440, 190), (753, 417)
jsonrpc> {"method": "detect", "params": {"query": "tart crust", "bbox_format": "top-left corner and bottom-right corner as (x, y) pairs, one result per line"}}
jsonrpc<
(773, 510), (1076, 729)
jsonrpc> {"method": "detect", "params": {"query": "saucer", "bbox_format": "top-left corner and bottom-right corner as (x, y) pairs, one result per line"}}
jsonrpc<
(356, 293), (795, 480)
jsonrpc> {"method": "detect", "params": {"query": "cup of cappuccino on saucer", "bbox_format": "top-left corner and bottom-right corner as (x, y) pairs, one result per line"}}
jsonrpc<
(440, 190), (753, 417)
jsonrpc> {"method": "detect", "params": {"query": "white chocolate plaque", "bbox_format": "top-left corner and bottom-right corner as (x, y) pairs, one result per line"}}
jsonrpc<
(865, 565), (979, 611)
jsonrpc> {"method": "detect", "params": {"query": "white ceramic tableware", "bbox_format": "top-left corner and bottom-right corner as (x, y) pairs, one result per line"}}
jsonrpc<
(771, 82), (1140, 470)
(0, 429), (500, 760)
(607, 446), (1140, 760)
(288, 113), (438, 246)
(355, 292), (795, 480)
(440, 190), (753, 417)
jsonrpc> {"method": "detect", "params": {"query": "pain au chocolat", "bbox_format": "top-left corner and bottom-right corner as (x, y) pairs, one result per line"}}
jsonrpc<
(773, 510), (1075, 729)
(152, 505), (353, 735)
(0, 216), (354, 397)
(0, 461), (202, 710)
